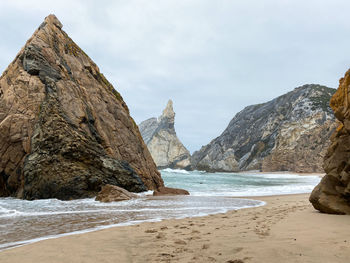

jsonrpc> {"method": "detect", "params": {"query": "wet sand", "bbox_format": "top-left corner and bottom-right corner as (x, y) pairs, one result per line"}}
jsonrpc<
(0, 193), (349, 263)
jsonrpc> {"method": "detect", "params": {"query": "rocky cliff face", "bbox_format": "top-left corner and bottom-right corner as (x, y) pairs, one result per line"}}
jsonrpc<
(0, 15), (163, 200)
(139, 100), (191, 169)
(191, 85), (337, 173)
(310, 70), (350, 214)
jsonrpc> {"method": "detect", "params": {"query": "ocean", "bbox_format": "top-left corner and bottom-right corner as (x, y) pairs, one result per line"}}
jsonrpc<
(0, 169), (320, 250)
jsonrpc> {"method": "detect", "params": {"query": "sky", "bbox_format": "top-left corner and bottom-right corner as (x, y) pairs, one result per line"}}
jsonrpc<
(0, 0), (349, 153)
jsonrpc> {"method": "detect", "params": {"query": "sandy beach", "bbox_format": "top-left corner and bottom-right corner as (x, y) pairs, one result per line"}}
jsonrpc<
(0, 193), (349, 263)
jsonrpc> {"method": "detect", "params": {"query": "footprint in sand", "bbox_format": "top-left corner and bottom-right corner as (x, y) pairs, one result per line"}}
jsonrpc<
(174, 239), (187, 245)
(159, 253), (174, 259)
(156, 233), (166, 239)
(232, 247), (243, 253)
(186, 236), (201, 241)
(202, 244), (210, 249)
(145, 229), (158, 233)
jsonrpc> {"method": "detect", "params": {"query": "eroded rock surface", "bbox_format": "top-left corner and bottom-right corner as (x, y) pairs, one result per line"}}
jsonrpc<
(95, 184), (137, 202)
(191, 85), (336, 173)
(153, 186), (190, 196)
(0, 14), (163, 200)
(139, 100), (191, 169)
(310, 70), (350, 214)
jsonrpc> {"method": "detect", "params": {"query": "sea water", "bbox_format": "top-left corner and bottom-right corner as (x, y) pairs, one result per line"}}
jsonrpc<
(0, 170), (321, 250)
(161, 169), (321, 196)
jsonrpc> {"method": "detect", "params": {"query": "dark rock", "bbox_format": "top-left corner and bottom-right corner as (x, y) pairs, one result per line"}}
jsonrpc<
(22, 44), (61, 82)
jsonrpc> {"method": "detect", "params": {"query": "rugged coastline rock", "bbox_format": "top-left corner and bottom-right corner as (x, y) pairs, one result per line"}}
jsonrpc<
(139, 100), (191, 169)
(0, 14), (163, 200)
(310, 70), (350, 214)
(191, 85), (337, 173)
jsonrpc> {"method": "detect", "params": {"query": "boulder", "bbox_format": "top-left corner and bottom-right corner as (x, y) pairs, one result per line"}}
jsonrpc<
(153, 186), (190, 196)
(95, 184), (137, 202)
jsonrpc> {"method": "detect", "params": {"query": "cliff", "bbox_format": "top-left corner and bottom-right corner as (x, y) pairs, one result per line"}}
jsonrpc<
(191, 85), (337, 173)
(310, 69), (350, 214)
(0, 15), (163, 200)
(139, 100), (191, 169)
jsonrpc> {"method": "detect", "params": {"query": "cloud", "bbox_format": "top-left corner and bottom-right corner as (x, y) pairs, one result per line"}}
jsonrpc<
(0, 0), (349, 152)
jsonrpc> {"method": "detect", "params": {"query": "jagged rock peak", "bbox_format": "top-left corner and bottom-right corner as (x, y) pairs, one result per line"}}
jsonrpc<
(310, 69), (350, 214)
(44, 14), (63, 29)
(139, 100), (191, 169)
(161, 99), (175, 121)
(0, 14), (163, 200)
(191, 84), (337, 173)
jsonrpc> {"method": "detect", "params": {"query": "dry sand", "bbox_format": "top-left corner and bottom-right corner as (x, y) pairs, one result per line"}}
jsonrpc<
(0, 193), (349, 263)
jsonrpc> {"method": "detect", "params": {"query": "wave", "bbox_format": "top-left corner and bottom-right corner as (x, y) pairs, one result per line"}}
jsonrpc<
(0, 199), (266, 252)
(239, 172), (321, 179)
(161, 168), (190, 174)
(0, 170), (320, 251)
(0, 196), (264, 251)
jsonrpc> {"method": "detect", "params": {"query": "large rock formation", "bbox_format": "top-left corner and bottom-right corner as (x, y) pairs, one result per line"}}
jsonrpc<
(310, 70), (350, 214)
(0, 14), (163, 200)
(139, 100), (191, 169)
(191, 85), (337, 173)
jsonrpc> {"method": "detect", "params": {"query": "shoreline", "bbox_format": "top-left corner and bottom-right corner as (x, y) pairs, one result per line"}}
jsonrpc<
(0, 195), (266, 252)
(1, 193), (349, 262)
(0, 171), (322, 256)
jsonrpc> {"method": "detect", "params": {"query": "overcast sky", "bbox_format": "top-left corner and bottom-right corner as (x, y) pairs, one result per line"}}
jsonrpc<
(0, 0), (349, 153)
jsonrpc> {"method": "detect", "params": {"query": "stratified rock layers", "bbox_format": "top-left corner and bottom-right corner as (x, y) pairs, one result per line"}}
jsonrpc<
(0, 15), (163, 200)
(139, 100), (191, 169)
(191, 85), (337, 173)
(310, 70), (350, 214)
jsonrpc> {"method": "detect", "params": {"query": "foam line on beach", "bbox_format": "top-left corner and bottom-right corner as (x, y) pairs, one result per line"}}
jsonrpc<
(0, 199), (265, 252)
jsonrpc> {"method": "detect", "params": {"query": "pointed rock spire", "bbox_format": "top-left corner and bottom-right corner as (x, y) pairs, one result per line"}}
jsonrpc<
(139, 100), (191, 169)
(44, 14), (63, 29)
(161, 99), (175, 121)
(0, 15), (163, 199)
